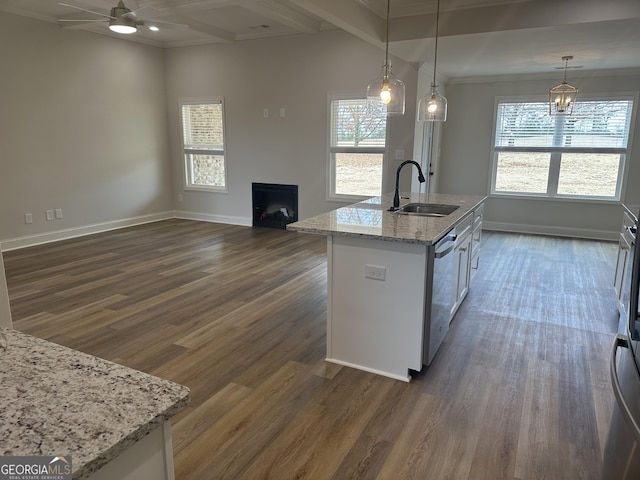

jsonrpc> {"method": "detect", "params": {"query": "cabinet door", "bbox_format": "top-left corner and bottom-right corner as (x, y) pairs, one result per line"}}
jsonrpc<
(470, 222), (482, 282)
(614, 239), (628, 304)
(452, 234), (472, 319)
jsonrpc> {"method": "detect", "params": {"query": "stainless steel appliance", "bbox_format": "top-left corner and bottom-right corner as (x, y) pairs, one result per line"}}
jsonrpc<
(422, 230), (457, 366)
(604, 214), (640, 479)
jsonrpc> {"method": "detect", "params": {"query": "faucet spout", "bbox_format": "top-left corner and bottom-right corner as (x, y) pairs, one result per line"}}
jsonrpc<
(389, 160), (426, 211)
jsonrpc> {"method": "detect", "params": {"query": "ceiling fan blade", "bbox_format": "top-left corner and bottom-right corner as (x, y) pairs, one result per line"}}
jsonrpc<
(58, 3), (115, 20)
(122, 5), (159, 21)
(58, 19), (108, 22)
(139, 20), (190, 30)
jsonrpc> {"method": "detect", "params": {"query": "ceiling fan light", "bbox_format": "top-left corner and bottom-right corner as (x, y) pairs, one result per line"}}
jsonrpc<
(109, 23), (137, 34)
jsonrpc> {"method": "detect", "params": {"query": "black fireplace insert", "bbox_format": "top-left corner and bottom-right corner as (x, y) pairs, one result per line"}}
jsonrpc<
(252, 183), (298, 229)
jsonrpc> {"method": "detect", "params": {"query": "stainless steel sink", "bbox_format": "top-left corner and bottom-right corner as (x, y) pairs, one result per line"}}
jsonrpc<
(394, 203), (459, 217)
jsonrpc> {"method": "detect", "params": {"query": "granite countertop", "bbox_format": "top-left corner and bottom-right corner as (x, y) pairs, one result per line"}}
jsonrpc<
(0, 327), (190, 480)
(287, 192), (487, 245)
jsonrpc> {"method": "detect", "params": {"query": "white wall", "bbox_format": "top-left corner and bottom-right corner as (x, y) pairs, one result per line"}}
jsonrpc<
(0, 11), (173, 248)
(163, 29), (418, 223)
(439, 71), (640, 239)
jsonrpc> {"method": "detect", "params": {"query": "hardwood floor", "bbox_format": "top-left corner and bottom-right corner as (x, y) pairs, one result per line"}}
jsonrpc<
(3, 220), (620, 479)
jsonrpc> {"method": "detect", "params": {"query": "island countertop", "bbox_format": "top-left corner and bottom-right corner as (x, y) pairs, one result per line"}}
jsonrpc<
(287, 192), (487, 245)
(0, 327), (190, 480)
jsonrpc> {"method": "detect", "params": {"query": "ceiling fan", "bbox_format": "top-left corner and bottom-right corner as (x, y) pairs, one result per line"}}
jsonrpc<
(58, 1), (189, 34)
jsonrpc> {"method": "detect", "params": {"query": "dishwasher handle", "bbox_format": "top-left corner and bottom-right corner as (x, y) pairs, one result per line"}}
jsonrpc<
(435, 235), (457, 259)
(611, 334), (640, 444)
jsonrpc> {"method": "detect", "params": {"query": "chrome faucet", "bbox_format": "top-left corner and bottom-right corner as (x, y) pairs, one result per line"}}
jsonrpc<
(389, 160), (426, 211)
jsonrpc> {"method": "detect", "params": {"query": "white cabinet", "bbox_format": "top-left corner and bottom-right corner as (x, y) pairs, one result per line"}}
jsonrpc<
(470, 203), (484, 282)
(614, 210), (636, 317)
(451, 202), (484, 320)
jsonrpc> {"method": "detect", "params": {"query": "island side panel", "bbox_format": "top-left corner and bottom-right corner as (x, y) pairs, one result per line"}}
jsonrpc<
(327, 235), (428, 381)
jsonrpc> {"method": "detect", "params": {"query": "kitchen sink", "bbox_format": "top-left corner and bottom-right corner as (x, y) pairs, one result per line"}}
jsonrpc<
(394, 203), (459, 217)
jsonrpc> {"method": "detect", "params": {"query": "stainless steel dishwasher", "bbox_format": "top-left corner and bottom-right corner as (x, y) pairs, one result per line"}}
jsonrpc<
(422, 229), (457, 366)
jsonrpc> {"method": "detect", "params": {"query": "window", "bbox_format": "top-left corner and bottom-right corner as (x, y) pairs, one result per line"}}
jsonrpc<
(329, 96), (387, 199)
(491, 96), (635, 200)
(180, 99), (227, 191)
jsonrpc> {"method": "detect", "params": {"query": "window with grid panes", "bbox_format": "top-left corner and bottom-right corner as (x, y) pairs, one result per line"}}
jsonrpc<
(491, 96), (635, 200)
(180, 99), (227, 191)
(328, 96), (388, 200)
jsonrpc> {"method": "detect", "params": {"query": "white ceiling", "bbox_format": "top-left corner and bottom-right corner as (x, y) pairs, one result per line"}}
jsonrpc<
(2, 0), (640, 79)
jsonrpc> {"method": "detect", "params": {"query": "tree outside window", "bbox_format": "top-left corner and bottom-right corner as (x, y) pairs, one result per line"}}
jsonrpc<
(329, 97), (388, 199)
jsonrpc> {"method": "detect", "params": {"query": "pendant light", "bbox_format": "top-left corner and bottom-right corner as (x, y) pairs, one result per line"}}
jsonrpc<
(367, 0), (405, 116)
(417, 0), (447, 122)
(549, 56), (578, 115)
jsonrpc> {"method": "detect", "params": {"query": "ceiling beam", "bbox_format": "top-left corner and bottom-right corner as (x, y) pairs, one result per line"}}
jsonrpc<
(389, 0), (640, 42)
(167, 13), (235, 42)
(236, 0), (320, 34)
(289, 0), (384, 46)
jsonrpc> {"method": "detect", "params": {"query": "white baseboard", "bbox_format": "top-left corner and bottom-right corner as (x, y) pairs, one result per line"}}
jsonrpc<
(482, 221), (618, 242)
(1, 214), (617, 251)
(1, 212), (174, 251)
(174, 210), (252, 227)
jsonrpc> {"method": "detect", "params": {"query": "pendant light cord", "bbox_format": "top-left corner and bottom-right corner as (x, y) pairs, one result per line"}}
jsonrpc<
(384, 0), (390, 76)
(432, 0), (440, 86)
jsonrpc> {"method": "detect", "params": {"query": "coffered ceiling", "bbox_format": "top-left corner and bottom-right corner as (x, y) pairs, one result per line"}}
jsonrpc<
(2, 0), (640, 78)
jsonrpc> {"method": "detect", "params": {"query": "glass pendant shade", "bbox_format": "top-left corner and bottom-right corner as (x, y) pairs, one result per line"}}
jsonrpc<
(367, 64), (406, 115)
(417, 0), (446, 122)
(549, 56), (578, 115)
(417, 83), (447, 122)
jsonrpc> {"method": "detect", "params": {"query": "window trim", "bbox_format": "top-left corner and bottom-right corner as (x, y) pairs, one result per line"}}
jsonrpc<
(326, 93), (389, 202)
(488, 93), (638, 202)
(179, 97), (228, 193)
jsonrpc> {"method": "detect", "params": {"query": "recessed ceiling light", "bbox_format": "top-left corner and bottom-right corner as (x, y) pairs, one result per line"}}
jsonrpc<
(149, 25), (159, 31)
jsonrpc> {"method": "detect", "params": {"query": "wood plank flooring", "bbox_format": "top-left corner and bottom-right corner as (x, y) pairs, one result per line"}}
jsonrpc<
(3, 220), (620, 479)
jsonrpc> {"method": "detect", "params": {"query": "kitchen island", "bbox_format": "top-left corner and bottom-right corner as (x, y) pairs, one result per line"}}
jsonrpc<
(288, 192), (486, 381)
(0, 327), (190, 480)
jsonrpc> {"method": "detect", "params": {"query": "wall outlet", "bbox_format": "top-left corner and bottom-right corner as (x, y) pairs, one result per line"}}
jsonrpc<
(46, 210), (54, 221)
(25, 213), (33, 224)
(55, 208), (63, 219)
(279, 107), (285, 118)
(365, 264), (386, 281)
(178, 194), (183, 202)
(395, 149), (405, 160)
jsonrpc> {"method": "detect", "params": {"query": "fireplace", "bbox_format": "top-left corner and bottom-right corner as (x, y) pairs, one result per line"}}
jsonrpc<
(252, 183), (298, 229)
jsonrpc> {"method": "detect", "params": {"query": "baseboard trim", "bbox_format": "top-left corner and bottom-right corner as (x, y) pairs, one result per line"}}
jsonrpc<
(174, 210), (252, 227)
(482, 221), (618, 242)
(2, 215), (617, 251)
(1, 212), (174, 251)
